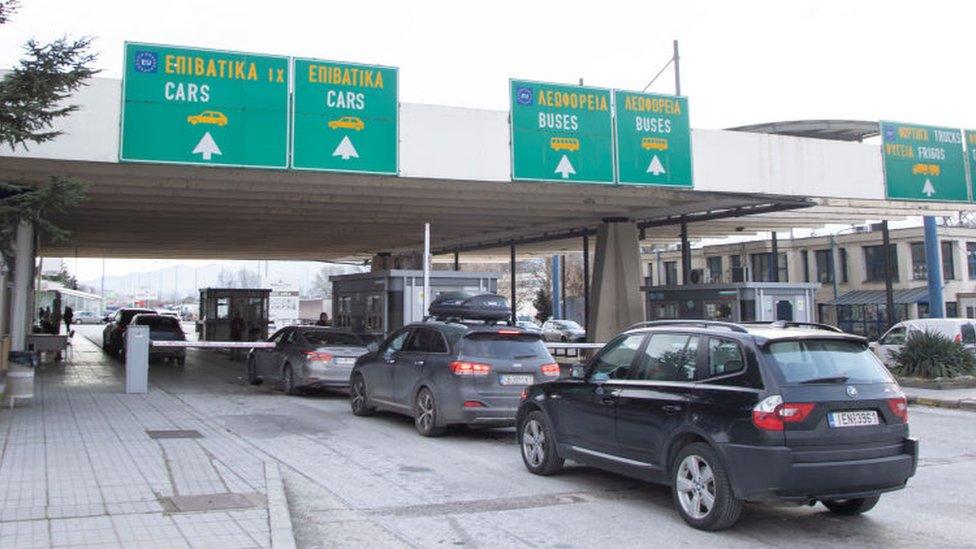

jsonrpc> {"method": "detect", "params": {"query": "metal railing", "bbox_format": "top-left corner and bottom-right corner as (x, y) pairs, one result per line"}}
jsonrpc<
(151, 341), (275, 349)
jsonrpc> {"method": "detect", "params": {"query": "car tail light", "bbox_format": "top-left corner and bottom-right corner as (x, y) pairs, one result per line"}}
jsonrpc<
(305, 351), (334, 363)
(463, 400), (485, 408)
(541, 363), (560, 377)
(887, 397), (909, 423)
(752, 395), (815, 431)
(497, 329), (520, 335)
(520, 388), (529, 401)
(450, 361), (491, 376)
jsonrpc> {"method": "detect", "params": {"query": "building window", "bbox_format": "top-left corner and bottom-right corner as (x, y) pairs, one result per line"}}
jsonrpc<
(839, 248), (848, 283)
(800, 250), (810, 282)
(750, 253), (788, 282)
(815, 249), (834, 283)
(647, 262), (654, 285)
(947, 301), (959, 318)
(706, 256), (722, 283)
(968, 242), (976, 279)
(664, 261), (678, 286)
(910, 241), (955, 281)
(863, 244), (898, 282)
(943, 241), (955, 280)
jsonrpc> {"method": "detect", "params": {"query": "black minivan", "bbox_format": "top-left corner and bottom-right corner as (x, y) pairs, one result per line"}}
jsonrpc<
(516, 320), (918, 530)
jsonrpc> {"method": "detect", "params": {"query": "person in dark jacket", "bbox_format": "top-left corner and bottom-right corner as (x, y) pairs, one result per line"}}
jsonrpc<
(315, 312), (331, 326)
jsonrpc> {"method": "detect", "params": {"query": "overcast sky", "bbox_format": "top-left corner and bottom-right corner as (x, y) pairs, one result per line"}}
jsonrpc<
(4, 0), (971, 279)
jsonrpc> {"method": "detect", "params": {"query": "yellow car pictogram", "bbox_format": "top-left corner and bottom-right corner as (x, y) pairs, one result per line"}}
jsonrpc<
(641, 137), (669, 151)
(186, 110), (228, 126)
(550, 137), (580, 152)
(912, 163), (941, 176)
(328, 116), (365, 131)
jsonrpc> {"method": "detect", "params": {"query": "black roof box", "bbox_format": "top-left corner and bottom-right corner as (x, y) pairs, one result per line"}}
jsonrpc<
(429, 292), (511, 322)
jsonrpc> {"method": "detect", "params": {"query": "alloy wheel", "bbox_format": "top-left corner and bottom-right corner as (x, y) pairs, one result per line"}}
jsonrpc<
(675, 454), (716, 520)
(352, 379), (366, 411)
(522, 419), (546, 467)
(417, 390), (435, 432)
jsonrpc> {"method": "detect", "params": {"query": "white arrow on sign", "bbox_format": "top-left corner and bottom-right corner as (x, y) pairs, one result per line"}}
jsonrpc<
(332, 136), (359, 160)
(554, 155), (576, 179)
(646, 155), (666, 176)
(192, 132), (222, 161)
(922, 178), (936, 197)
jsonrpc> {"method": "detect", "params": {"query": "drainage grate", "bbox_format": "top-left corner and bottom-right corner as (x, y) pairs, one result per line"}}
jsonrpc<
(146, 429), (203, 440)
(160, 492), (263, 513)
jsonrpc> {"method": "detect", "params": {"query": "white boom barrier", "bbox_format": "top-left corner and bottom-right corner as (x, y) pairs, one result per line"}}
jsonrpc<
(151, 341), (276, 349)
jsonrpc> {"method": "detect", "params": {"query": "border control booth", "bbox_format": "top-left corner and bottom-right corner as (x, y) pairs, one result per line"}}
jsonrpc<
(330, 270), (500, 339)
(198, 288), (271, 342)
(643, 281), (820, 323)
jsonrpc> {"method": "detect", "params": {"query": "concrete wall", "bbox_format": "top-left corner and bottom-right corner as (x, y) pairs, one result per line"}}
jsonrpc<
(0, 74), (890, 201)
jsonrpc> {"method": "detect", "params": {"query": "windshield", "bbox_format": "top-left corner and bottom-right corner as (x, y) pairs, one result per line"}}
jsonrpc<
(303, 331), (363, 347)
(765, 339), (893, 384)
(461, 333), (552, 360)
(121, 309), (155, 325)
(135, 316), (181, 330)
(554, 321), (582, 330)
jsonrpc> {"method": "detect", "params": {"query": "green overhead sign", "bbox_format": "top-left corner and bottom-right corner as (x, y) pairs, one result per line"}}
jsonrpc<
(613, 90), (692, 187)
(292, 59), (398, 174)
(881, 121), (968, 202)
(509, 80), (614, 184)
(967, 130), (976, 200)
(120, 43), (289, 168)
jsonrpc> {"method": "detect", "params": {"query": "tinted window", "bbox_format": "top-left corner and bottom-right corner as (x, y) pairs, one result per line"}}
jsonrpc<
(590, 334), (644, 380)
(269, 329), (288, 344)
(381, 329), (410, 353)
(460, 333), (548, 359)
(405, 329), (448, 353)
(553, 321), (582, 330)
(633, 334), (698, 381)
(135, 316), (181, 330)
(302, 331), (363, 347)
(766, 339), (893, 384)
(119, 309), (153, 326)
(880, 327), (906, 346)
(706, 338), (744, 378)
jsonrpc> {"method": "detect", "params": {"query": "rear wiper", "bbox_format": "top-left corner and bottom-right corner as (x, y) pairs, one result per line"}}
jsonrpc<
(799, 376), (849, 384)
(513, 354), (537, 359)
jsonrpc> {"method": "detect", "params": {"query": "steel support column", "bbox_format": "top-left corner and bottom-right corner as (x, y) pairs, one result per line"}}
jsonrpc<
(510, 244), (517, 322)
(582, 233), (590, 333)
(453, 251), (459, 271)
(881, 220), (896, 326)
(770, 231), (779, 282)
(680, 223), (690, 285)
(923, 216), (945, 318)
(551, 255), (562, 319)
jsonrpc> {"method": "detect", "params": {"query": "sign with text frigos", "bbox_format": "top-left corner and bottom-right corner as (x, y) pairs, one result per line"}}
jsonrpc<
(509, 80), (614, 184)
(120, 42), (289, 168)
(880, 121), (968, 202)
(292, 59), (398, 174)
(613, 90), (692, 187)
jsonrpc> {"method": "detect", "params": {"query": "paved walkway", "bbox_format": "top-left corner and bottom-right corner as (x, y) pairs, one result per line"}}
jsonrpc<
(0, 335), (295, 548)
(903, 385), (976, 411)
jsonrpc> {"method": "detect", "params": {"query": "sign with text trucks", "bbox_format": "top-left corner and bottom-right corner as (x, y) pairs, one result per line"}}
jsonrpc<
(881, 121), (968, 202)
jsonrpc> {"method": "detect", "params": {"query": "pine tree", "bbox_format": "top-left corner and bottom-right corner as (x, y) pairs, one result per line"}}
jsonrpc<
(533, 287), (553, 323)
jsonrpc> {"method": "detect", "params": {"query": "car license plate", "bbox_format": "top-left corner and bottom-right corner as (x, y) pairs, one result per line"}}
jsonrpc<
(500, 374), (534, 386)
(828, 410), (879, 428)
(335, 357), (356, 366)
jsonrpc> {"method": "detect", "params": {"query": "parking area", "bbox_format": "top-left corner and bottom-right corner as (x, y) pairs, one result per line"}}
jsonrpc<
(2, 325), (974, 547)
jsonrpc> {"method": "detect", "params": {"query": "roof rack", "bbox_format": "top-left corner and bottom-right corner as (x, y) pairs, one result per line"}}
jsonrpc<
(626, 320), (749, 334)
(740, 321), (844, 333)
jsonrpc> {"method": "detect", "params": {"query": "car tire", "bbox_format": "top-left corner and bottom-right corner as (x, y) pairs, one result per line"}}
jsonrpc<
(281, 364), (300, 396)
(519, 410), (564, 476)
(414, 387), (446, 437)
(350, 374), (376, 417)
(672, 442), (742, 531)
(176, 355), (186, 368)
(246, 358), (261, 385)
(822, 496), (880, 515)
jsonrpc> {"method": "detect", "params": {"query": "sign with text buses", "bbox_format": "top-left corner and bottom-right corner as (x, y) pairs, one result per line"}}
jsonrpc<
(881, 121), (968, 202)
(614, 90), (692, 187)
(510, 80), (614, 184)
(120, 43), (289, 168)
(292, 59), (398, 174)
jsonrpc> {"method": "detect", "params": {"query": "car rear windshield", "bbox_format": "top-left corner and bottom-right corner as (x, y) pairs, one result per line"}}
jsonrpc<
(765, 339), (893, 384)
(303, 331), (362, 347)
(460, 333), (551, 360)
(120, 310), (154, 325)
(135, 316), (181, 330)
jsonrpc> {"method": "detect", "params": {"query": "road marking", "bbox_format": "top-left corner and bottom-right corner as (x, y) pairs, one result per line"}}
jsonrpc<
(192, 132), (222, 160)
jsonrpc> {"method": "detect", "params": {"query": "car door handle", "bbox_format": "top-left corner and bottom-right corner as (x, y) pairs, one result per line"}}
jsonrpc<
(661, 404), (683, 415)
(385, 358), (396, 364)
(414, 360), (425, 366)
(600, 396), (617, 405)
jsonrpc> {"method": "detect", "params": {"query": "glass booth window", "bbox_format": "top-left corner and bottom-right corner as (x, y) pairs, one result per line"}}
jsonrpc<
(216, 297), (230, 319)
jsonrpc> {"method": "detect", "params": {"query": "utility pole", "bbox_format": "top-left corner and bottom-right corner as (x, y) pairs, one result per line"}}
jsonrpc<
(673, 39), (681, 96)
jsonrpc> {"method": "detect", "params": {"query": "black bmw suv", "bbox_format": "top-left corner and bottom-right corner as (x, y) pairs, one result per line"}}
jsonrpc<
(516, 320), (918, 530)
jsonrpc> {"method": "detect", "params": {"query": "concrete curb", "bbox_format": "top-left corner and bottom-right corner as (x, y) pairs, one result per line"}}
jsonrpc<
(907, 395), (976, 412)
(264, 461), (297, 549)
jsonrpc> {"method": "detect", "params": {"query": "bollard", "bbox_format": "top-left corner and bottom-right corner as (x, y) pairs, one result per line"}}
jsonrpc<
(125, 325), (150, 394)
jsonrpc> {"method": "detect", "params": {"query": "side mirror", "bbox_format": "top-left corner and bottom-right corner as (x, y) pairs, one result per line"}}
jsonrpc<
(367, 342), (379, 352)
(570, 363), (587, 379)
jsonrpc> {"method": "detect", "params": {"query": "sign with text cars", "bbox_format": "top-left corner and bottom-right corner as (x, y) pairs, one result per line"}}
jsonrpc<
(880, 121), (968, 202)
(967, 130), (976, 200)
(613, 90), (692, 187)
(509, 80), (614, 184)
(120, 43), (289, 168)
(292, 58), (398, 174)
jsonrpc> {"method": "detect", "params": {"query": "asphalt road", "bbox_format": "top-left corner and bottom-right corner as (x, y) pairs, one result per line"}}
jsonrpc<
(78, 325), (976, 548)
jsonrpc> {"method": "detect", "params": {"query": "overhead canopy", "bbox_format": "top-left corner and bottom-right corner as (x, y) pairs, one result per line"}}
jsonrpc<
(827, 288), (931, 306)
(727, 120), (880, 142)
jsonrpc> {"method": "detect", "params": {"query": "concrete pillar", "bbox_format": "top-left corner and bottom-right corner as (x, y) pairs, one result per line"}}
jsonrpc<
(551, 256), (562, 319)
(10, 221), (34, 351)
(923, 216), (944, 318)
(587, 220), (644, 343)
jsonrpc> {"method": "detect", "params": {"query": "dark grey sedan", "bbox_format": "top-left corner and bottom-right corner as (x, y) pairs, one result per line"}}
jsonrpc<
(246, 326), (368, 394)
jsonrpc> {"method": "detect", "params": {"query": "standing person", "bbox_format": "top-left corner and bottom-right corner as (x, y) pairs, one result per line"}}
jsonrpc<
(315, 312), (331, 326)
(63, 305), (74, 334)
(229, 312), (246, 362)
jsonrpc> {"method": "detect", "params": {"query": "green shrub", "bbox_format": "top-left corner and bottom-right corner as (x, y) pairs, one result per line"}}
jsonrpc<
(893, 330), (976, 379)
